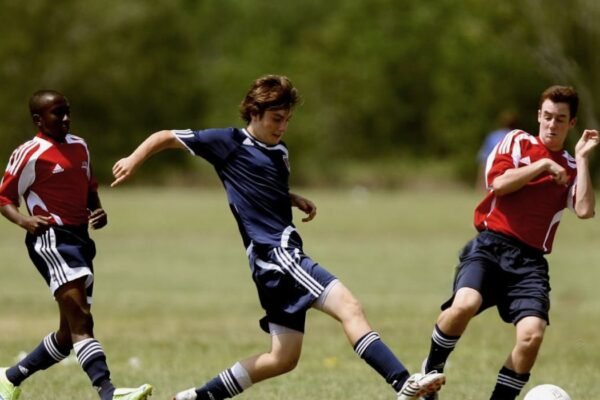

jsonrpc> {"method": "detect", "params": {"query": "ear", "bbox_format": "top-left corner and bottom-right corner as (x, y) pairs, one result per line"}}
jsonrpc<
(32, 114), (42, 127)
(569, 117), (577, 129)
(250, 112), (261, 122)
(537, 109), (541, 124)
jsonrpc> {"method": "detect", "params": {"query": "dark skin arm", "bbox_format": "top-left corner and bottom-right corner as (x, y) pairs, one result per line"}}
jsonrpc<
(87, 190), (107, 230)
(0, 203), (51, 235)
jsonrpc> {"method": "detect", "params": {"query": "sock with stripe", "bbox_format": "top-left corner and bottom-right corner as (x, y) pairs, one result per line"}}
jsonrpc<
(424, 324), (460, 373)
(353, 331), (410, 392)
(6, 332), (71, 386)
(490, 366), (529, 400)
(194, 362), (252, 400)
(73, 338), (115, 400)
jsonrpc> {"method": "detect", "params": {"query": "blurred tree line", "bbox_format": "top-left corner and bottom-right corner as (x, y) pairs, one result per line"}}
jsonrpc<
(1, 0), (598, 187)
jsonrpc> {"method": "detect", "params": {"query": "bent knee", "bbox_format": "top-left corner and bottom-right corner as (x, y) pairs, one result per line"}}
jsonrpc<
(518, 330), (545, 350)
(271, 353), (300, 374)
(68, 308), (95, 335)
(448, 300), (480, 318)
(345, 297), (366, 320)
(450, 289), (482, 316)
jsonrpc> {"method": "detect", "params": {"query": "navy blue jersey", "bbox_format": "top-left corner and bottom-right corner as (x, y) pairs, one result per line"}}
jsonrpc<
(173, 128), (299, 250)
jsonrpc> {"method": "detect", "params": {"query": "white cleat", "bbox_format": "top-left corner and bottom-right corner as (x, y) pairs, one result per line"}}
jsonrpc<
(397, 371), (445, 400)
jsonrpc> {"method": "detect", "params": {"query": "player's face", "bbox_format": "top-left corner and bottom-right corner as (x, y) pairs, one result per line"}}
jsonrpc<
(34, 95), (71, 141)
(248, 109), (292, 145)
(537, 99), (576, 151)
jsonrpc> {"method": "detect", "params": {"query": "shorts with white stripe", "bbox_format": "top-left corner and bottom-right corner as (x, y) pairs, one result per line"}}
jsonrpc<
(26, 226), (95, 303)
(249, 246), (337, 333)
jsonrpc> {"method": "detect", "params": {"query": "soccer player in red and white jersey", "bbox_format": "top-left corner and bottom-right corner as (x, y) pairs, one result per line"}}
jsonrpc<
(0, 90), (152, 400)
(421, 86), (599, 400)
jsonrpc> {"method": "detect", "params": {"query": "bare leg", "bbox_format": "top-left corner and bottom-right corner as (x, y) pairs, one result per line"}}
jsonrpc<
(489, 316), (545, 399)
(436, 287), (482, 336)
(315, 282), (372, 343)
(239, 330), (304, 383)
(504, 316), (546, 373)
(316, 282), (423, 393)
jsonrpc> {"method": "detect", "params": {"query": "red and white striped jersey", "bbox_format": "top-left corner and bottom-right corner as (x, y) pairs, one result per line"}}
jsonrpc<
(474, 129), (577, 253)
(0, 132), (98, 226)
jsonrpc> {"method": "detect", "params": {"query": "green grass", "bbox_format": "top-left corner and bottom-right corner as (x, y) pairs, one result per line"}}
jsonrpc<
(1, 187), (599, 399)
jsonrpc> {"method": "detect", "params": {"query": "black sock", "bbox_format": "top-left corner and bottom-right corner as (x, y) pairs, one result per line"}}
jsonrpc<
(424, 324), (460, 373)
(490, 366), (530, 400)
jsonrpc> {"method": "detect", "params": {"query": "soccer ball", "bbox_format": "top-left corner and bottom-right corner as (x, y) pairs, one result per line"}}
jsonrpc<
(524, 384), (571, 400)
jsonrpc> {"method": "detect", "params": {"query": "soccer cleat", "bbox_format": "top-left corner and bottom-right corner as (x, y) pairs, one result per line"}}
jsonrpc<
(397, 371), (445, 400)
(0, 368), (21, 400)
(420, 359), (439, 400)
(172, 388), (197, 400)
(113, 384), (153, 400)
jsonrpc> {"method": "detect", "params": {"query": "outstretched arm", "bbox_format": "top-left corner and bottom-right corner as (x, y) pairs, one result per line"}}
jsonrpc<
(290, 192), (317, 222)
(573, 129), (599, 218)
(111, 130), (185, 187)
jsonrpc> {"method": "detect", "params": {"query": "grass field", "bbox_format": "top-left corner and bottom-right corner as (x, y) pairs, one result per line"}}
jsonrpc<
(1, 187), (599, 399)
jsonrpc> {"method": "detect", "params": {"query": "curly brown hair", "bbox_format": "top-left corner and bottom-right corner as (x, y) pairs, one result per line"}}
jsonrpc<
(239, 75), (300, 124)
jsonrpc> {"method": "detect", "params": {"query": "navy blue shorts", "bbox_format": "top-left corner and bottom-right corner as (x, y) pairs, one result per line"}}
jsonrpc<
(248, 245), (337, 333)
(25, 226), (96, 303)
(441, 230), (551, 324)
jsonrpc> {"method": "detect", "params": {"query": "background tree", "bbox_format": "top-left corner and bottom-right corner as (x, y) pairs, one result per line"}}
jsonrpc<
(0, 0), (597, 186)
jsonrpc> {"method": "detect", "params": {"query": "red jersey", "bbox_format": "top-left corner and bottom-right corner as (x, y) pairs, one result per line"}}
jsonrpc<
(474, 129), (577, 253)
(0, 132), (98, 226)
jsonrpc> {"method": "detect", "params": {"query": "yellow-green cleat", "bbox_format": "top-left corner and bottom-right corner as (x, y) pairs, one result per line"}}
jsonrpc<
(0, 368), (21, 400)
(113, 384), (153, 400)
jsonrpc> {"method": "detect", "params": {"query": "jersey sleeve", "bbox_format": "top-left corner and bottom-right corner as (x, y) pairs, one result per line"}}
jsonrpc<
(172, 128), (240, 166)
(0, 145), (34, 207)
(0, 170), (19, 206)
(484, 130), (530, 189)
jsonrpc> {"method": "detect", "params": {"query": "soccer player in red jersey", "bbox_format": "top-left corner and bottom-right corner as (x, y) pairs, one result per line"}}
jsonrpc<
(421, 85), (599, 400)
(0, 90), (152, 400)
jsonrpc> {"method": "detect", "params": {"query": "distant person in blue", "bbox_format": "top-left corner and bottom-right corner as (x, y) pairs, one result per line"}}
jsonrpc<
(111, 75), (445, 400)
(476, 111), (519, 189)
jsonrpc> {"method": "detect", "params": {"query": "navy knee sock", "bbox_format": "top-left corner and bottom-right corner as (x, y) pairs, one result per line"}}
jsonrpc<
(73, 338), (114, 400)
(354, 331), (410, 392)
(6, 332), (70, 386)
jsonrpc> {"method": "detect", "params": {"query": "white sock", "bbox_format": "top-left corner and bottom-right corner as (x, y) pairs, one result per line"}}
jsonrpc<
(230, 362), (253, 390)
(173, 388), (197, 400)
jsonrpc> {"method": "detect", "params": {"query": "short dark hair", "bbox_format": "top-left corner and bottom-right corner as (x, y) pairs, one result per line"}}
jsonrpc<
(539, 85), (579, 119)
(239, 75), (300, 124)
(29, 90), (66, 116)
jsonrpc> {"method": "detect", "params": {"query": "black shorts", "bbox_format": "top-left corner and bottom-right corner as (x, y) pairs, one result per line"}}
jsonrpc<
(441, 230), (551, 324)
(25, 226), (95, 303)
(248, 245), (337, 333)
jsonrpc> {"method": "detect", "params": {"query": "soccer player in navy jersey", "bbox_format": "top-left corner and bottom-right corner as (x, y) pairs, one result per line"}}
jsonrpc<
(0, 90), (152, 400)
(421, 86), (599, 400)
(111, 75), (445, 400)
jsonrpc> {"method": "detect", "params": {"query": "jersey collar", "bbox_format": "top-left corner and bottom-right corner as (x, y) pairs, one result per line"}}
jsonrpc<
(241, 128), (288, 153)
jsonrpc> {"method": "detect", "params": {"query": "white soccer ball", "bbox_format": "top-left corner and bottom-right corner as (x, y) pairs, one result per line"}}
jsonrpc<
(524, 384), (571, 400)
